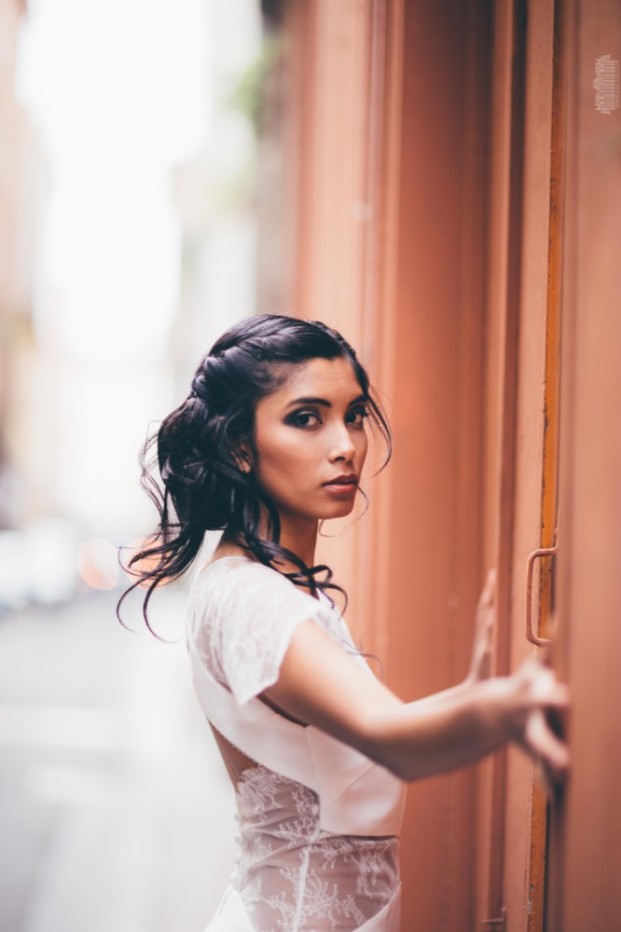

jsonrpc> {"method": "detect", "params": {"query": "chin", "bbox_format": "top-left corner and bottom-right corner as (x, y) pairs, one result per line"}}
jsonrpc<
(321, 501), (357, 520)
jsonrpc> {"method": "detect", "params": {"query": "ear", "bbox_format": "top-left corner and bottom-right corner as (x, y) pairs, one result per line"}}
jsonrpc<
(232, 445), (252, 474)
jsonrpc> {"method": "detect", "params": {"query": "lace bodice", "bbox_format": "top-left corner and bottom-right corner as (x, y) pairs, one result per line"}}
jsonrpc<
(187, 556), (349, 705)
(234, 766), (399, 931)
(186, 557), (405, 931)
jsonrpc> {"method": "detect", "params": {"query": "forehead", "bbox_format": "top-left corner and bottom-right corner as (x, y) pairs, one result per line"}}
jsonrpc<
(264, 356), (362, 407)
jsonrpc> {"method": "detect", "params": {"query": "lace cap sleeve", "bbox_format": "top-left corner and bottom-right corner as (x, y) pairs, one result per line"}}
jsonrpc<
(187, 558), (328, 706)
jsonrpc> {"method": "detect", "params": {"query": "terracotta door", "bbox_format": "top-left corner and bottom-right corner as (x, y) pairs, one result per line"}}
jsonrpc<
(546, 0), (621, 929)
(476, 1), (565, 929)
(281, 0), (621, 927)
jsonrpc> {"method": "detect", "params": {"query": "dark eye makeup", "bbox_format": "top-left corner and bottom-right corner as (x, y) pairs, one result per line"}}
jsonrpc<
(285, 402), (370, 430)
(286, 409), (323, 429)
(346, 405), (370, 427)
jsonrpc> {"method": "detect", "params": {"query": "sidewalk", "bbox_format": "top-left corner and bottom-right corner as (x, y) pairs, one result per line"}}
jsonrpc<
(0, 589), (236, 932)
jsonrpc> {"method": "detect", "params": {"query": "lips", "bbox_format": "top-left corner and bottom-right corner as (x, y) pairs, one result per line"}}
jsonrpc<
(322, 474), (358, 488)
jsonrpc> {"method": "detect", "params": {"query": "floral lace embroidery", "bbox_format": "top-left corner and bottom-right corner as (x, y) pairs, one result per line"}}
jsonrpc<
(187, 558), (355, 706)
(233, 766), (400, 931)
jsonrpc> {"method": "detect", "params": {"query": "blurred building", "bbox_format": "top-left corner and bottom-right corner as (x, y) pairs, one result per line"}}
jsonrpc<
(260, 1), (621, 930)
(0, 0), (39, 529)
(0, 0), (265, 606)
(172, 0), (262, 394)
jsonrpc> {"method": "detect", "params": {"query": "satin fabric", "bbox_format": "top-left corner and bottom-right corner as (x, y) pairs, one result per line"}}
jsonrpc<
(190, 654), (406, 838)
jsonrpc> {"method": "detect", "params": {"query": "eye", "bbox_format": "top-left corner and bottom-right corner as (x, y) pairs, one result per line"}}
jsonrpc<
(346, 405), (370, 428)
(287, 409), (322, 429)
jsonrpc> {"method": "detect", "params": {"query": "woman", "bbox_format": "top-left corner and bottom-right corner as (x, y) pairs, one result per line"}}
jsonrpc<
(120, 314), (569, 931)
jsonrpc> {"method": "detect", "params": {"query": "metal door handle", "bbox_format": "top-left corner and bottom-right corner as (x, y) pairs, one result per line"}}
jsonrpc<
(525, 545), (557, 646)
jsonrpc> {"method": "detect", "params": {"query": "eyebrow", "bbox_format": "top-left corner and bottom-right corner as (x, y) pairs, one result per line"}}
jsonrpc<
(285, 393), (368, 409)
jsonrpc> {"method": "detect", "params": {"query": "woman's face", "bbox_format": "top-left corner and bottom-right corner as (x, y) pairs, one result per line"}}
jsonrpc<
(250, 356), (369, 529)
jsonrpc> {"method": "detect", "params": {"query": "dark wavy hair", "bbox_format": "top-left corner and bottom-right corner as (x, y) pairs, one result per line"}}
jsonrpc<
(117, 314), (391, 631)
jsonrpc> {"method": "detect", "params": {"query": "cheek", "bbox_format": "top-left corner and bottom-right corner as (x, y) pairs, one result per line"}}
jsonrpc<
(356, 430), (369, 464)
(255, 431), (313, 482)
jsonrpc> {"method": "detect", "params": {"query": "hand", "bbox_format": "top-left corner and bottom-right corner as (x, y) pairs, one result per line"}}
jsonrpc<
(466, 569), (496, 684)
(508, 659), (570, 789)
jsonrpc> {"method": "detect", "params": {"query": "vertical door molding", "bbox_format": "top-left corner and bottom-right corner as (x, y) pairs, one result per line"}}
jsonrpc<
(476, 0), (528, 921)
(505, 1), (561, 929)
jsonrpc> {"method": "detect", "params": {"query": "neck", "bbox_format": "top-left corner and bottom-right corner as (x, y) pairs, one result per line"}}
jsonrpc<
(223, 514), (318, 571)
(278, 516), (318, 570)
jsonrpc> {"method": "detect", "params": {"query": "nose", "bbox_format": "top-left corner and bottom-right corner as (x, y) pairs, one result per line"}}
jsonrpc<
(328, 423), (356, 463)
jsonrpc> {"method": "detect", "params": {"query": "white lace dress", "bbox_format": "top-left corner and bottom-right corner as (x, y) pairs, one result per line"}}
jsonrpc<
(186, 557), (406, 932)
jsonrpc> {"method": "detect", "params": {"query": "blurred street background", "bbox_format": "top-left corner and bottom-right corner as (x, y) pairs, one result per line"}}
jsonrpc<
(0, 587), (236, 932)
(1, 0), (275, 927)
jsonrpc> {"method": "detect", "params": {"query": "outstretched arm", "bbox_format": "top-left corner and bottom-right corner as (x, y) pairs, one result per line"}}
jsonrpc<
(262, 592), (569, 786)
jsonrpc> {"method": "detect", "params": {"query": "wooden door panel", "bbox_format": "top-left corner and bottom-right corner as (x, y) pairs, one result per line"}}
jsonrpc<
(477, 1), (562, 929)
(547, 0), (621, 928)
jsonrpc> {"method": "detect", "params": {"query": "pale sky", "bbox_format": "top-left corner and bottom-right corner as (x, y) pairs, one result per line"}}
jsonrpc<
(17, 0), (210, 363)
(13, 0), (261, 531)
(14, 0), (214, 528)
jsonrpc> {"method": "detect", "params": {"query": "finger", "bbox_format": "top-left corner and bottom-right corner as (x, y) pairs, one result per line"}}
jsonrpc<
(519, 661), (570, 704)
(477, 569), (496, 613)
(525, 710), (570, 775)
(532, 673), (571, 712)
(476, 583), (496, 645)
(470, 621), (494, 681)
